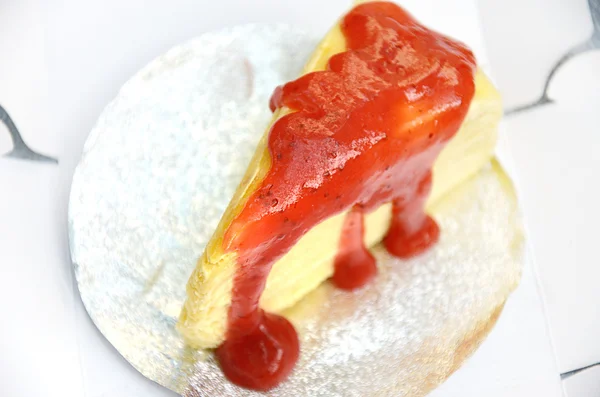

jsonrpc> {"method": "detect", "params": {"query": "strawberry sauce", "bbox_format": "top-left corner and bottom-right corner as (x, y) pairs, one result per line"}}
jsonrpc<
(216, 2), (476, 390)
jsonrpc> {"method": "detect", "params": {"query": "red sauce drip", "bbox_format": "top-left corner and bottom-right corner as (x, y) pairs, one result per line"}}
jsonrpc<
(215, 311), (298, 391)
(333, 207), (377, 290)
(384, 171), (441, 258)
(217, 2), (476, 390)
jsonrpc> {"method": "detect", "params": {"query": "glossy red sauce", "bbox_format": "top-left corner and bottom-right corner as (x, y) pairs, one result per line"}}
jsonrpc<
(217, 1), (476, 390)
(333, 207), (377, 290)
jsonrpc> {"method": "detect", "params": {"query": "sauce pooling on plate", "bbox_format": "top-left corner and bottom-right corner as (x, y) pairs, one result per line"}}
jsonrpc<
(216, 1), (476, 390)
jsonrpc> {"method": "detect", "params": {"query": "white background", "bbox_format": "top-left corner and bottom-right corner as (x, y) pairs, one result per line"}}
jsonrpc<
(1, 0), (599, 396)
